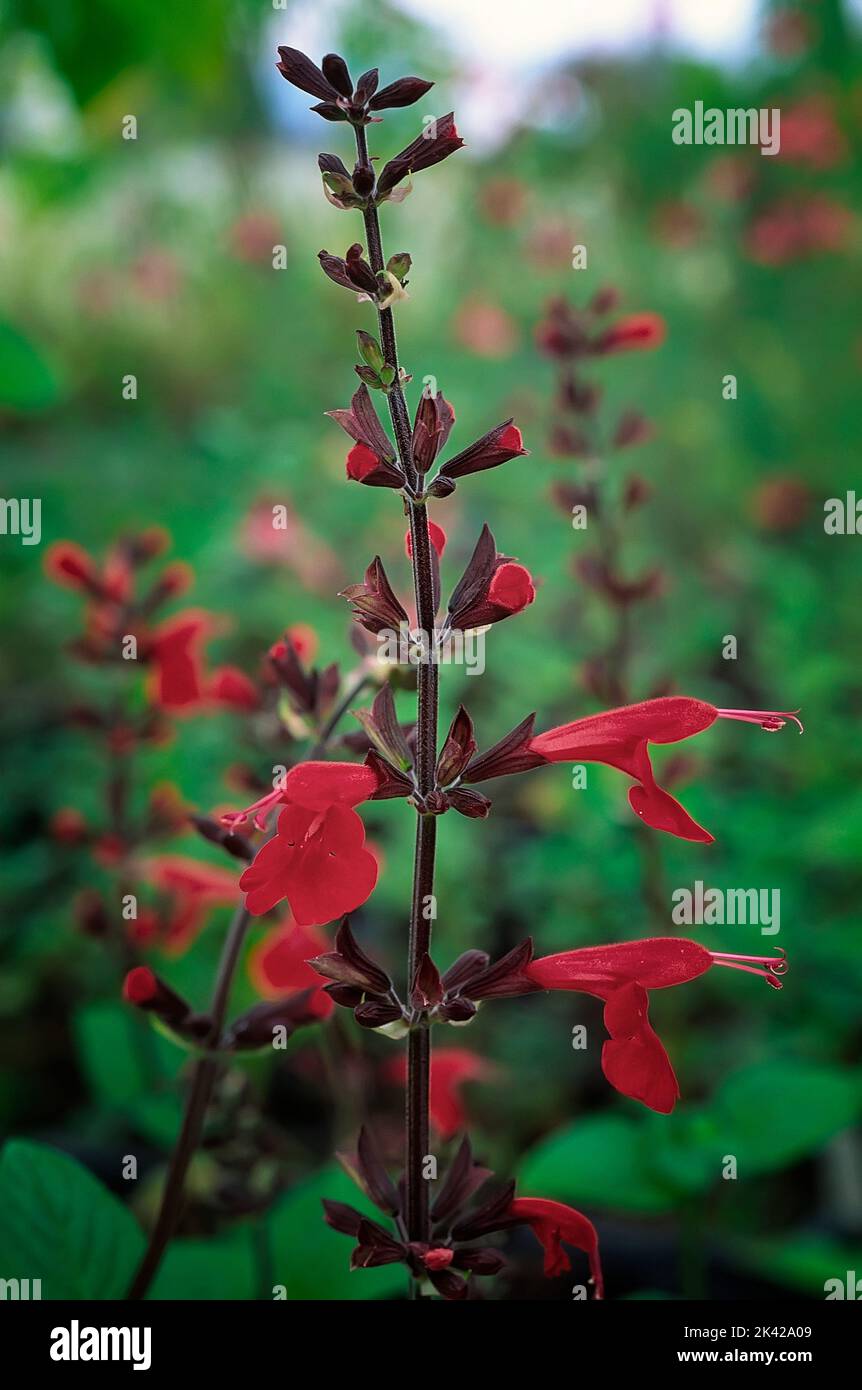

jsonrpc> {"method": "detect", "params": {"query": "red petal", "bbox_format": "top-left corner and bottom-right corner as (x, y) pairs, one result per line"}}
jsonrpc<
(209, 666), (259, 711)
(488, 561), (535, 614)
(346, 443), (381, 480)
(601, 982), (680, 1114)
(285, 760), (380, 810)
(527, 937), (712, 994)
(628, 777), (713, 843)
(240, 804), (378, 925)
(530, 697), (717, 760)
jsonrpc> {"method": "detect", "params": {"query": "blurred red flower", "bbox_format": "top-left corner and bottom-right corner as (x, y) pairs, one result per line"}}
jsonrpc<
(248, 920), (335, 1019)
(387, 1047), (495, 1137)
(142, 854), (239, 952)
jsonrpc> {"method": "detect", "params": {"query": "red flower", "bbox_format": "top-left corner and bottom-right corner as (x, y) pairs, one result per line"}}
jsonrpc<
(386, 1047), (495, 1137)
(142, 855), (239, 952)
(527, 936), (788, 1113)
(230, 762), (380, 925)
(487, 562), (535, 615)
(147, 611), (215, 712)
(529, 697), (802, 843)
(445, 524), (536, 633)
(44, 542), (101, 593)
(148, 610), (258, 715)
(596, 312), (666, 354)
(347, 442), (382, 481)
(208, 666), (260, 711)
(248, 920), (334, 1020)
(509, 1198), (603, 1296)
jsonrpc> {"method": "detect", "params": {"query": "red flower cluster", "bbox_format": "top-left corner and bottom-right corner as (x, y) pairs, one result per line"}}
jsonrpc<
(45, 536), (258, 717)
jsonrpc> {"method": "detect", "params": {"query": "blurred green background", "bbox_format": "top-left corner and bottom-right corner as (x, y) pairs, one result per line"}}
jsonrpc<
(1, 0), (861, 1300)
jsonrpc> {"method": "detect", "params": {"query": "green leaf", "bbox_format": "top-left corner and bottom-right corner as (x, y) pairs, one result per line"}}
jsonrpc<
(267, 1165), (404, 1300)
(730, 1234), (862, 1298)
(711, 1062), (861, 1176)
(0, 1140), (143, 1298)
(517, 1114), (676, 1214)
(0, 322), (62, 411)
(150, 1230), (258, 1300)
(73, 1001), (184, 1145)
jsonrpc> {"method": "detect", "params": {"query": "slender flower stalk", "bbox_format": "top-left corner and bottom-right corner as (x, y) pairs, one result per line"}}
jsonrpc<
(125, 668), (371, 1299)
(353, 118), (438, 1249)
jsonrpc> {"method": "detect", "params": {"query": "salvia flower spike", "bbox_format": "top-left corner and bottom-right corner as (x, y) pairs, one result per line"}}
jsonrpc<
(108, 38), (794, 1304)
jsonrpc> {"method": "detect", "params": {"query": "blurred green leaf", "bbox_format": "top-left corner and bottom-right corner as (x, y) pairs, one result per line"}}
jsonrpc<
(517, 1114), (676, 1214)
(0, 1140), (143, 1298)
(0, 322), (62, 411)
(74, 1001), (183, 1145)
(267, 1165), (403, 1300)
(150, 1229), (258, 1300)
(730, 1234), (862, 1298)
(711, 1061), (861, 1176)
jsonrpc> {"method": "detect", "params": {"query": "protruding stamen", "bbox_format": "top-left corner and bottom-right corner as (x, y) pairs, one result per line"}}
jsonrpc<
(220, 786), (284, 831)
(710, 948), (788, 989)
(716, 707), (804, 734)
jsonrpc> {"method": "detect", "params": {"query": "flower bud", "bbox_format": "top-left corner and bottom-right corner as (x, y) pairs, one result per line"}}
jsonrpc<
(438, 420), (527, 481)
(340, 556), (410, 636)
(356, 330), (385, 375)
(386, 252), (412, 284)
(223, 990), (321, 1050)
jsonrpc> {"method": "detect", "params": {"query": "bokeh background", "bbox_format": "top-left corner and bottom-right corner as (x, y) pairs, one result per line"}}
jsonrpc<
(2, 0), (862, 1300)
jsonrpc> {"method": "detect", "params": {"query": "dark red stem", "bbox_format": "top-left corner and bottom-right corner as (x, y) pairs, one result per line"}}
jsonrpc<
(355, 123), (438, 1251)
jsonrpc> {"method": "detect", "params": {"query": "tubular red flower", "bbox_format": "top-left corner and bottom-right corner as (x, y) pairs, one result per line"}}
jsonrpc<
(509, 1198), (603, 1296)
(596, 311), (666, 354)
(148, 610), (217, 713)
(446, 525), (536, 633)
(528, 696), (802, 843)
(527, 937), (788, 1112)
(231, 762), (381, 925)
